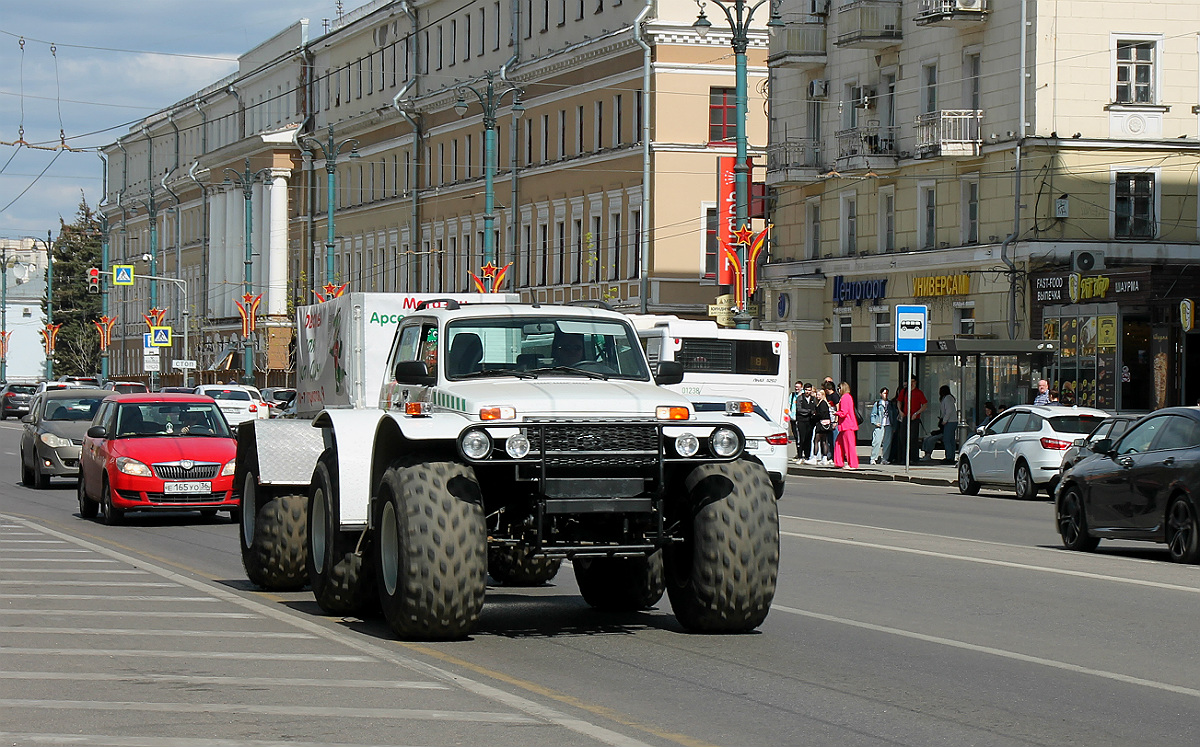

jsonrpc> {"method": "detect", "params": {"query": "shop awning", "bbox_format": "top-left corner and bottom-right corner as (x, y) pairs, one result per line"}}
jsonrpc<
(825, 338), (1058, 357)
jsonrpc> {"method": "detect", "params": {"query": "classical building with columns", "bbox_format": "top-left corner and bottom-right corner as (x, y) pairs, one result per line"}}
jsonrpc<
(98, 0), (775, 385)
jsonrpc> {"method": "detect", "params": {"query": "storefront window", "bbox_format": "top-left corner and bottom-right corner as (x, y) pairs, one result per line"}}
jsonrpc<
(1043, 304), (1119, 410)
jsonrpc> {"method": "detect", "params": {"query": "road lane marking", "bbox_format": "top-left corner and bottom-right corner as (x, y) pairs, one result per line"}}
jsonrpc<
(3, 648), (373, 662)
(4, 514), (658, 747)
(0, 699), (537, 723)
(780, 530), (1200, 595)
(0, 580), (177, 587)
(0, 593), (222, 601)
(0, 671), (447, 690)
(0, 609), (255, 617)
(773, 605), (1200, 700)
(0, 569), (150, 574)
(0, 628), (314, 638)
(0, 558), (120, 563)
(0, 732), (428, 747)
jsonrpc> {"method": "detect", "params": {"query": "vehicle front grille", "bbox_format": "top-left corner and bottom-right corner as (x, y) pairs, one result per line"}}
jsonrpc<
(117, 488), (231, 504)
(528, 424), (659, 469)
(153, 462), (219, 480)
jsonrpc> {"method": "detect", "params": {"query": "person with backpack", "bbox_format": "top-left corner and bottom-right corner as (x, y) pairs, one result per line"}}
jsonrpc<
(791, 382), (817, 464)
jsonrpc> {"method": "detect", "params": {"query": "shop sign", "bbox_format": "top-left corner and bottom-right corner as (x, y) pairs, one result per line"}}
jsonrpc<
(1182, 299), (1196, 333)
(1032, 270), (1148, 304)
(912, 274), (970, 297)
(1097, 316), (1118, 348)
(831, 275), (888, 306)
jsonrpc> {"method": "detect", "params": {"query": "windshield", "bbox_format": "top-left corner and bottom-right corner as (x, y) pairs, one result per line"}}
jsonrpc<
(44, 396), (105, 422)
(203, 389), (252, 402)
(443, 316), (650, 381)
(115, 402), (232, 438)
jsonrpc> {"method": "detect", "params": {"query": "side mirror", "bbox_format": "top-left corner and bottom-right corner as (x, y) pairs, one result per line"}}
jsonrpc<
(655, 361), (685, 386)
(976, 426), (986, 437)
(86, 425), (107, 439)
(20, 414), (33, 424)
(393, 361), (435, 386)
(1072, 437), (1086, 448)
(1090, 438), (1113, 455)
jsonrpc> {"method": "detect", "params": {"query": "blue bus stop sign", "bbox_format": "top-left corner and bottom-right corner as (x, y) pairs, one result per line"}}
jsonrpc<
(895, 305), (928, 354)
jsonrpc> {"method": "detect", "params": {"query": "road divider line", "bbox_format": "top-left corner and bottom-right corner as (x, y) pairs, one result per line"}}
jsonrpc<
(0, 593), (222, 601)
(0, 609), (255, 618)
(772, 604), (1200, 700)
(0, 671), (448, 690)
(3, 647), (372, 662)
(0, 627), (315, 638)
(781, 530), (1200, 594)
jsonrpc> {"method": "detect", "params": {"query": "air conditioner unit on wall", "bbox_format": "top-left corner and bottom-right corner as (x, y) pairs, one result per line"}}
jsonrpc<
(956, 0), (984, 10)
(1070, 250), (1106, 272)
(809, 79), (829, 99)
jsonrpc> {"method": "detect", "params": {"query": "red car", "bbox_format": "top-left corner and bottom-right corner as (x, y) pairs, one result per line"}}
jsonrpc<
(77, 393), (238, 524)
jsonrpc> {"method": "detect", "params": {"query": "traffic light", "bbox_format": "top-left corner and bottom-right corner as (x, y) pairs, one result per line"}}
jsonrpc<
(87, 267), (101, 294)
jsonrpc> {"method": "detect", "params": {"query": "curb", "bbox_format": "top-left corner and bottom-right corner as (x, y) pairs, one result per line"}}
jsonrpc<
(787, 464), (957, 487)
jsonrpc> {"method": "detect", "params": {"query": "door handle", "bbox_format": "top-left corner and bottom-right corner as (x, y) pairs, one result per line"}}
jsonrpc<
(1117, 456), (1134, 468)
(1162, 457), (1175, 466)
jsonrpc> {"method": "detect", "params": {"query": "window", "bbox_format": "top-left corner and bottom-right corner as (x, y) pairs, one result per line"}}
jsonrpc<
(573, 218), (584, 283)
(1118, 416), (1166, 455)
(879, 188), (895, 252)
(1116, 40), (1155, 104)
(577, 105), (585, 155)
(556, 220), (566, 284)
(594, 101), (604, 150)
(963, 179), (979, 244)
(922, 62), (938, 114)
(704, 207), (719, 278)
(609, 213), (621, 280)
(808, 201), (821, 259)
(449, 20), (457, 66)
(1115, 172), (1155, 238)
(630, 208), (641, 279)
(964, 53), (981, 110)
(539, 223), (549, 284)
(841, 193), (857, 256)
(558, 110), (566, 159)
(590, 215), (602, 282)
(920, 184), (937, 249)
(873, 312), (890, 342)
(541, 113), (550, 162)
(614, 94), (623, 146)
(957, 306), (975, 335)
(839, 314), (852, 343)
(709, 88), (736, 144)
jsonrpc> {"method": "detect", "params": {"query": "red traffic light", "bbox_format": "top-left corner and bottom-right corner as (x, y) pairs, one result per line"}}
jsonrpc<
(87, 267), (101, 294)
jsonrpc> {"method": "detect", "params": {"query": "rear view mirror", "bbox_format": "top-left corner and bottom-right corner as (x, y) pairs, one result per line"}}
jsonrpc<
(393, 361), (435, 386)
(655, 361), (684, 386)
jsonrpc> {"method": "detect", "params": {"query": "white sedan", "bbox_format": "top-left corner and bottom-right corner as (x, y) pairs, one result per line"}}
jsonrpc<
(193, 384), (270, 426)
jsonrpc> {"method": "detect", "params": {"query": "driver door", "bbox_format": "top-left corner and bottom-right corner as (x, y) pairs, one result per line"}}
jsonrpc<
(973, 412), (1015, 479)
(1087, 415), (1167, 531)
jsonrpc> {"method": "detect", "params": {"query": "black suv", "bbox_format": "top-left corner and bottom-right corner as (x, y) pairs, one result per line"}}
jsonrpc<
(0, 383), (37, 420)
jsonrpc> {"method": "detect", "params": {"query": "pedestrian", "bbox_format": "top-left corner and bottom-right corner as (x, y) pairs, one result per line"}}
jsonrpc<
(788, 381), (803, 448)
(978, 401), (999, 430)
(791, 382), (817, 464)
(833, 382), (860, 469)
(822, 378), (840, 462)
(922, 385), (958, 464)
(898, 376), (927, 463)
(1033, 379), (1050, 406)
(1046, 389), (1062, 406)
(870, 387), (896, 465)
(811, 389), (834, 465)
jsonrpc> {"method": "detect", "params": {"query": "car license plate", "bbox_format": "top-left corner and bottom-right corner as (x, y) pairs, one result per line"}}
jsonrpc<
(164, 481), (212, 494)
(744, 439), (760, 449)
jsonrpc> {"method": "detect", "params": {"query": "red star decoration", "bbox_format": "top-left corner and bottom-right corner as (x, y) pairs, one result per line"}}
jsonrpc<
(242, 294), (256, 304)
(321, 283), (340, 298)
(480, 262), (499, 279)
(732, 224), (755, 246)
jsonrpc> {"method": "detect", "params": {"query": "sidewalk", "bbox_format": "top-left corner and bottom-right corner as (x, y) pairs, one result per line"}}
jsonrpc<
(786, 443), (958, 487)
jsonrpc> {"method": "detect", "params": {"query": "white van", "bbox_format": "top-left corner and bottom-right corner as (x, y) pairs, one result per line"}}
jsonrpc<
(630, 315), (790, 426)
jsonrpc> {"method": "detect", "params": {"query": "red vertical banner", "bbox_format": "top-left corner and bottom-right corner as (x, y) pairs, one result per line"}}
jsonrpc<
(717, 157), (736, 285)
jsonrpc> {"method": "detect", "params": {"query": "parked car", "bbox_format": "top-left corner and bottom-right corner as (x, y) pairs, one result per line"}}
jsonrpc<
(957, 404), (1109, 499)
(259, 387), (296, 418)
(0, 382), (38, 420)
(19, 388), (109, 488)
(59, 375), (101, 387)
(192, 384), (269, 426)
(36, 381), (82, 394)
(1060, 413), (1141, 472)
(104, 381), (150, 394)
(1055, 407), (1200, 563)
(77, 393), (238, 524)
(158, 386), (196, 394)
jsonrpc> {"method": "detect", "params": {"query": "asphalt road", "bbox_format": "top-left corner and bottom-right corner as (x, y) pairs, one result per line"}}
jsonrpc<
(1, 420), (1199, 746)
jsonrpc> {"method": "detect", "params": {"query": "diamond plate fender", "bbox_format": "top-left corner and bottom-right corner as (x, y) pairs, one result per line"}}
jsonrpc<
(238, 419), (326, 485)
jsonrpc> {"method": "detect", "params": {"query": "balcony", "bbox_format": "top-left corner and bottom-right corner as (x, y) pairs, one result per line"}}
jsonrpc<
(835, 0), (902, 48)
(914, 110), (983, 158)
(766, 139), (823, 185)
(836, 123), (898, 171)
(767, 23), (827, 71)
(914, 0), (988, 27)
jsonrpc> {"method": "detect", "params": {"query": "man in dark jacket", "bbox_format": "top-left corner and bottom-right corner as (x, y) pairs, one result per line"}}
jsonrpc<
(792, 382), (817, 463)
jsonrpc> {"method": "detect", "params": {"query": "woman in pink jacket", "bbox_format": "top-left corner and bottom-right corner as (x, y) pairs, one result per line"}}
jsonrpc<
(833, 381), (860, 469)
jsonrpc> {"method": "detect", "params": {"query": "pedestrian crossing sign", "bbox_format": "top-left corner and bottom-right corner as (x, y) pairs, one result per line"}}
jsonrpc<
(150, 326), (172, 347)
(113, 265), (135, 285)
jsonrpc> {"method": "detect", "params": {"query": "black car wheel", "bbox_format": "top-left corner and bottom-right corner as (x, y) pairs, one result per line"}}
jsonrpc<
(957, 458), (980, 495)
(77, 475), (97, 519)
(1057, 486), (1098, 552)
(1166, 496), (1200, 564)
(1014, 461), (1038, 501)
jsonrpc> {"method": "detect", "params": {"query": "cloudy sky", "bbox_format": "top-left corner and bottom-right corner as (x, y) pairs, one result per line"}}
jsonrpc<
(0, 1), (347, 239)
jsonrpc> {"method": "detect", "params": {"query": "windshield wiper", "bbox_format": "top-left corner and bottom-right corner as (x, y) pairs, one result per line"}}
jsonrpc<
(454, 368), (537, 380)
(524, 366), (608, 380)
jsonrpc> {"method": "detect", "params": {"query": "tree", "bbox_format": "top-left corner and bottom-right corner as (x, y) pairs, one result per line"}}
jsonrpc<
(44, 195), (102, 376)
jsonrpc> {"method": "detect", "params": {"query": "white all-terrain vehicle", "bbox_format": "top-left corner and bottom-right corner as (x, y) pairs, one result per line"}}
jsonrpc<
(236, 296), (779, 639)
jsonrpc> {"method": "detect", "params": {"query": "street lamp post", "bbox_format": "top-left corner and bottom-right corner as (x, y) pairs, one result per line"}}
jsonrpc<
(297, 125), (360, 289)
(223, 158), (272, 385)
(138, 271), (190, 388)
(37, 231), (54, 379)
(693, 0), (782, 329)
(453, 71), (523, 268)
(98, 215), (110, 381)
(131, 195), (160, 387)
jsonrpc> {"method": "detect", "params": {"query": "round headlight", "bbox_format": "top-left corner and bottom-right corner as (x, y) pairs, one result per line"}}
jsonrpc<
(460, 429), (492, 460)
(505, 433), (531, 459)
(675, 432), (700, 458)
(710, 427), (741, 458)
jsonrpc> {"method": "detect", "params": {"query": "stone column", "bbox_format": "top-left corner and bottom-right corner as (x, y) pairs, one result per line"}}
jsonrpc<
(266, 168), (291, 316)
